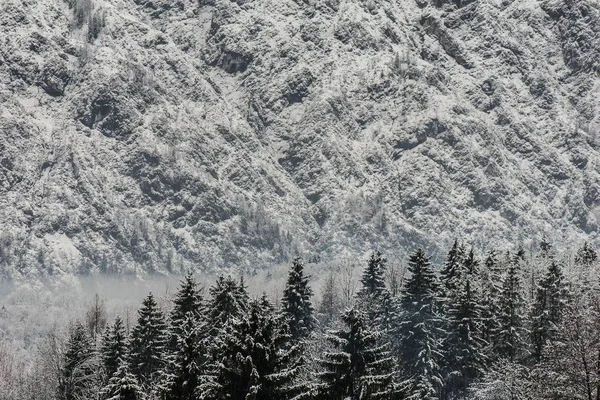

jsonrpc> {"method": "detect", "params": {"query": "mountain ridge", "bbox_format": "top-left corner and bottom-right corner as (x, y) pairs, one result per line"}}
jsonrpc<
(1, 0), (599, 279)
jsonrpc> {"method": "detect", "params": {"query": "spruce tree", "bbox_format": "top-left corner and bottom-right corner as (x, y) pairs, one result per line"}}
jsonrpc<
(206, 275), (249, 328)
(316, 307), (398, 400)
(101, 357), (144, 400)
(398, 248), (443, 399)
(531, 259), (568, 362)
(356, 251), (396, 336)
(357, 251), (387, 299)
(575, 241), (597, 267)
(100, 316), (128, 381)
(169, 272), (203, 339)
(442, 248), (486, 398)
(439, 239), (465, 301)
(281, 258), (315, 341)
(129, 292), (168, 387)
(165, 313), (204, 400)
(59, 322), (98, 400)
(574, 241), (598, 295)
(199, 296), (299, 400)
(480, 249), (502, 349)
(494, 257), (528, 362)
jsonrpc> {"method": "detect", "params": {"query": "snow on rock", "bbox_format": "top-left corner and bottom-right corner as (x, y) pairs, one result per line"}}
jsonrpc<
(1, 0), (600, 279)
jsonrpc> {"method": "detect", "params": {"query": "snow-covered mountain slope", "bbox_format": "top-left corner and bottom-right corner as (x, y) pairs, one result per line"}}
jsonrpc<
(1, 0), (599, 278)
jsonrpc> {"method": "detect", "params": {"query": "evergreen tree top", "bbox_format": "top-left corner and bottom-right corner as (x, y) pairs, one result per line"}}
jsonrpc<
(171, 272), (203, 323)
(207, 275), (249, 326)
(103, 357), (143, 400)
(538, 234), (553, 259)
(357, 251), (387, 299)
(440, 240), (466, 295)
(575, 241), (598, 267)
(281, 258), (315, 340)
(401, 248), (439, 307)
(463, 248), (479, 275)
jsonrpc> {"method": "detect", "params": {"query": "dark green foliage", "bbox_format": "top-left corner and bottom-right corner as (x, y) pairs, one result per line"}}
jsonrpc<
(168, 272), (203, 351)
(59, 322), (98, 400)
(439, 239), (465, 300)
(281, 258), (315, 340)
(200, 296), (299, 400)
(494, 258), (528, 362)
(531, 260), (568, 361)
(398, 248), (443, 399)
(479, 250), (503, 352)
(164, 314), (203, 400)
(357, 251), (387, 299)
(442, 249), (486, 398)
(101, 357), (143, 400)
(100, 316), (128, 381)
(129, 293), (168, 386)
(206, 275), (249, 328)
(316, 308), (398, 400)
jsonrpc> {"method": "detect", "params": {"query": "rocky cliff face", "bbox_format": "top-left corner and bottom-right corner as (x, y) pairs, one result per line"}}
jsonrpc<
(1, 0), (599, 279)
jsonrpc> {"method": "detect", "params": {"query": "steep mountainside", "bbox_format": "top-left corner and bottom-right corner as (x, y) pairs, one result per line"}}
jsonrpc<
(1, 0), (599, 278)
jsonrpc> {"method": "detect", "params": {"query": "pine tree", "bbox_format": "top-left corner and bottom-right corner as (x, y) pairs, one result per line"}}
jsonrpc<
(281, 258), (315, 341)
(169, 272), (203, 341)
(206, 275), (249, 328)
(165, 313), (204, 400)
(494, 257), (528, 362)
(59, 322), (98, 400)
(129, 293), (168, 387)
(531, 259), (568, 362)
(439, 239), (465, 301)
(357, 251), (387, 299)
(100, 316), (128, 381)
(199, 296), (299, 400)
(316, 307), (398, 400)
(161, 273), (205, 399)
(442, 249), (486, 398)
(480, 249), (502, 349)
(101, 357), (144, 400)
(574, 241), (598, 295)
(575, 241), (597, 267)
(398, 248), (443, 399)
(356, 251), (396, 336)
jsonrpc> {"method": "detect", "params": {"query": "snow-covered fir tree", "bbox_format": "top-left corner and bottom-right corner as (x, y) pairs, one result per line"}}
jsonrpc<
(206, 275), (249, 328)
(59, 322), (99, 400)
(316, 307), (399, 400)
(100, 316), (128, 383)
(530, 259), (568, 361)
(356, 251), (395, 335)
(163, 313), (204, 400)
(439, 239), (466, 301)
(161, 272), (205, 398)
(442, 248), (486, 399)
(199, 295), (299, 400)
(101, 357), (144, 400)
(129, 293), (168, 388)
(494, 256), (528, 362)
(280, 258), (315, 341)
(398, 248), (443, 399)
(168, 272), (203, 349)
(357, 251), (387, 299)
(479, 250), (502, 353)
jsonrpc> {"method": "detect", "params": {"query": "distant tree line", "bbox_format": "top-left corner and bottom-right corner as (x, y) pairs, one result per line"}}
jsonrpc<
(4, 238), (600, 399)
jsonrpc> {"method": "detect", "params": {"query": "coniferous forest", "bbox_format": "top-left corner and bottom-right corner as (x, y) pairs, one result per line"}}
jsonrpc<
(3, 239), (600, 400)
